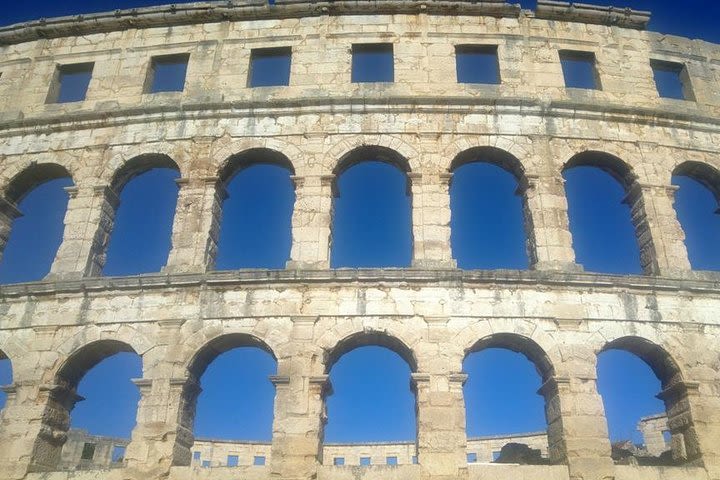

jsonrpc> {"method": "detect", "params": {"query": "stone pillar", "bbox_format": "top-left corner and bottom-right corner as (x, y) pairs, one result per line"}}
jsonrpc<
(539, 375), (615, 480)
(164, 177), (224, 274)
(124, 375), (200, 476)
(48, 186), (119, 279)
(0, 197), (21, 264)
(521, 175), (582, 272)
(410, 173), (456, 269)
(623, 183), (691, 277)
(414, 372), (468, 480)
(287, 175), (334, 269)
(637, 414), (670, 457)
(270, 342), (325, 480)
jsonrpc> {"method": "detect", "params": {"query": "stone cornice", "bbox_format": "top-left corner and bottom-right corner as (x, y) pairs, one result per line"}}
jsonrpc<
(0, 267), (718, 299)
(535, 1), (651, 30)
(0, 0), (521, 47)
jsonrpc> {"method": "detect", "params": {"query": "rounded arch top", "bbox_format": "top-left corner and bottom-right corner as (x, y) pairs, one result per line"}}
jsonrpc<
(600, 336), (683, 389)
(56, 339), (137, 387)
(450, 146), (526, 181)
(4, 163), (73, 204)
(111, 153), (180, 191)
(673, 160), (720, 205)
(465, 333), (555, 382)
(324, 331), (418, 373)
(187, 333), (277, 380)
(218, 148), (295, 184)
(334, 145), (411, 177)
(563, 150), (637, 189)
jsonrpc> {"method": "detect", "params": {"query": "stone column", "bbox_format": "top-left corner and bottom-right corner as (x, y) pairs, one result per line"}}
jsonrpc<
(270, 333), (325, 480)
(0, 197), (21, 264)
(410, 173), (456, 269)
(539, 375), (615, 480)
(164, 177), (224, 274)
(287, 175), (334, 270)
(48, 185), (119, 279)
(414, 372), (468, 480)
(623, 182), (692, 277)
(520, 175), (582, 272)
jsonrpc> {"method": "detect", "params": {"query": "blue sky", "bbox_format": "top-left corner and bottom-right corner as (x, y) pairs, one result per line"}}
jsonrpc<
(0, 0), (719, 463)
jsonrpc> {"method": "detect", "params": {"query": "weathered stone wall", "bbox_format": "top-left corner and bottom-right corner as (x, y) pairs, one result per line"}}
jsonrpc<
(0, 1), (719, 480)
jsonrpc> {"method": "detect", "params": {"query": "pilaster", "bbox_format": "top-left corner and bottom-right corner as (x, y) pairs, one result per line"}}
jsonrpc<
(287, 174), (334, 269)
(410, 173), (456, 269)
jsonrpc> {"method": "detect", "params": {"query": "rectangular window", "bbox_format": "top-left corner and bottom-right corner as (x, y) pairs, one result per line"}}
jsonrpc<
(227, 455), (239, 467)
(360, 456), (371, 466)
(111, 445), (126, 464)
(80, 442), (96, 461)
(386, 456), (398, 465)
(651, 59), (694, 100)
(253, 455), (266, 466)
(192, 451), (201, 461)
(201, 460), (210, 468)
(146, 53), (189, 93)
(466, 452), (477, 463)
(492, 451), (502, 462)
(333, 457), (345, 466)
(411, 455), (418, 465)
(559, 50), (600, 90)
(249, 47), (292, 87)
(47, 62), (94, 103)
(456, 45), (500, 84)
(351, 43), (394, 83)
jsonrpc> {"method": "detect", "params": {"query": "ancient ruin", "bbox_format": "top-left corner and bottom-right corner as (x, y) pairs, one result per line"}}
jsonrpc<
(0, 0), (719, 479)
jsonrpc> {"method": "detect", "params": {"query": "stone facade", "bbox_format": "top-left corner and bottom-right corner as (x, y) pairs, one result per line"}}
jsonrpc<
(0, 1), (719, 480)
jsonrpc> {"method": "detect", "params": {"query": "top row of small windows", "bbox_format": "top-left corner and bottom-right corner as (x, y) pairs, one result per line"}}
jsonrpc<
(44, 44), (695, 104)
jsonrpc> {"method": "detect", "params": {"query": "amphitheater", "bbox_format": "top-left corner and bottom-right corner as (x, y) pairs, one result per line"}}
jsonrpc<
(0, 0), (719, 479)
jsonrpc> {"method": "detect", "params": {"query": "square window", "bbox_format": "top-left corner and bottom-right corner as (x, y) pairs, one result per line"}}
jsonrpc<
(80, 442), (96, 461)
(492, 451), (502, 462)
(559, 50), (599, 90)
(386, 456), (398, 465)
(192, 451), (201, 461)
(47, 62), (94, 103)
(249, 47), (292, 87)
(333, 457), (345, 466)
(360, 456), (371, 466)
(456, 45), (500, 84)
(351, 43), (394, 83)
(466, 452), (477, 463)
(111, 445), (126, 464)
(411, 455), (418, 465)
(146, 54), (189, 93)
(651, 59), (694, 100)
(253, 455), (266, 466)
(201, 460), (210, 468)
(227, 454), (239, 467)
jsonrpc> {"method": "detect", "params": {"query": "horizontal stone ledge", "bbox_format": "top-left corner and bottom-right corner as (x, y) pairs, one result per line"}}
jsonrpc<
(1, 95), (718, 139)
(0, 267), (719, 298)
(0, 0), (520, 46)
(535, 1), (651, 30)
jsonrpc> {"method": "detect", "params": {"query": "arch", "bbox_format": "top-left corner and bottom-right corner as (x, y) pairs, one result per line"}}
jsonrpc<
(325, 331), (418, 373)
(334, 145), (411, 178)
(465, 333), (555, 383)
(218, 148), (295, 184)
(600, 336), (683, 388)
(56, 339), (138, 387)
(449, 146), (526, 181)
(326, 135), (419, 173)
(563, 151), (637, 190)
(673, 161), (720, 204)
(3, 163), (73, 204)
(442, 137), (533, 171)
(210, 137), (304, 176)
(187, 333), (277, 380)
(110, 153), (180, 192)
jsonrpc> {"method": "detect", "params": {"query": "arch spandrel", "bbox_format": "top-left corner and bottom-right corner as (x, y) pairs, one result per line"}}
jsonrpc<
(108, 153), (182, 192)
(318, 327), (419, 373)
(0, 161), (75, 204)
(217, 148), (296, 184)
(54, 339), (138, 387)
(326, 135), (419, 174)
(442, 137), (534, 176)
(210, 137), (303, 178)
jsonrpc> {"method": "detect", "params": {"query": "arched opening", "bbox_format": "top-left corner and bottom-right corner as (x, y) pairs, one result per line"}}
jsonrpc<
(179, 334), (277, 468)
(103, 155), (180, 276)
(598, 337), (700, 466)
(30, 340), (142, 472)
(0, 164), (73, 283)
(563, 152), (642, 274)
(450, 147), (529, 269)
(0, 350), (11, 412)
(216, 149), (295, 270)
(331, 146), (412, 268)
(322, 333), (417, 466)
(464, 334), (554, 465)
(672, 161), (720, 271)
